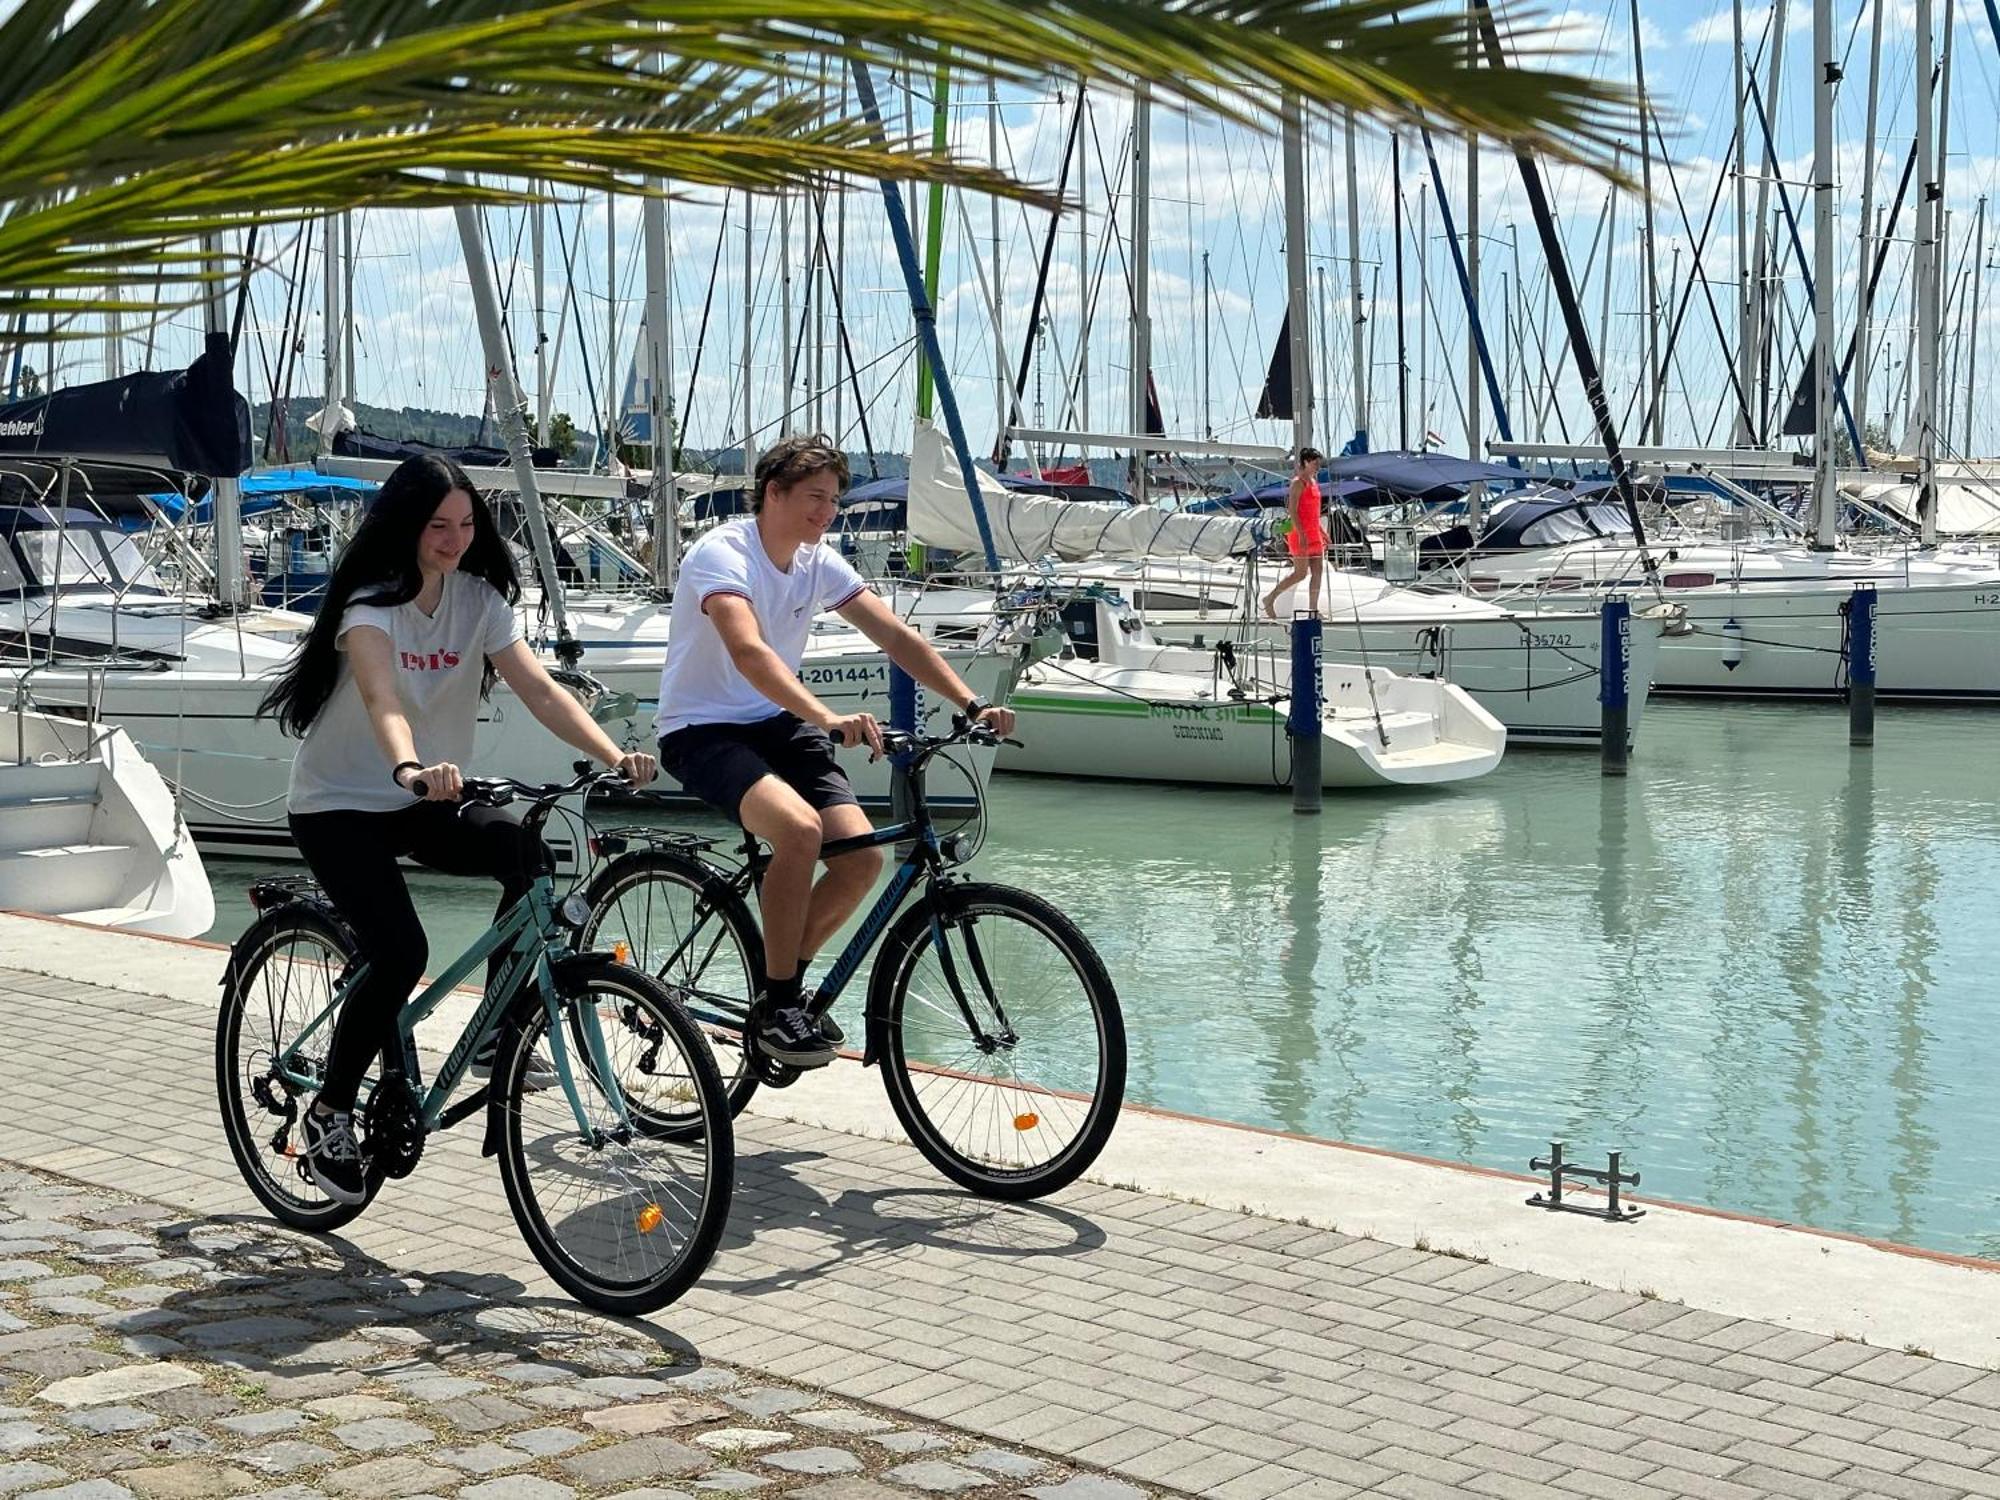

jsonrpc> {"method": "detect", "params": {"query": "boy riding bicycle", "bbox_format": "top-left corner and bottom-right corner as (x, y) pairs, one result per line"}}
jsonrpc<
(655, 435), (1014, 1070)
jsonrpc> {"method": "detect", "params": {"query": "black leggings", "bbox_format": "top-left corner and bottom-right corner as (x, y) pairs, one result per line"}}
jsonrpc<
(289, 801), (550, 1113)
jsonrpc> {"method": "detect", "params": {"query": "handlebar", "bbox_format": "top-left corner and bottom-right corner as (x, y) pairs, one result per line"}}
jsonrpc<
(878, 715), (1019, 762)
(409, 762), (634, 806)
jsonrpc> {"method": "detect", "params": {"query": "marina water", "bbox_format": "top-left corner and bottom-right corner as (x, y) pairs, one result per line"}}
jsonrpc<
(205, 700), (2000, 1260)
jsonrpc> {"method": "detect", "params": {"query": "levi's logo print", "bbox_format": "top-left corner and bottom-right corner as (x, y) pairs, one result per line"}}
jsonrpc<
(400, 649), (464, 671)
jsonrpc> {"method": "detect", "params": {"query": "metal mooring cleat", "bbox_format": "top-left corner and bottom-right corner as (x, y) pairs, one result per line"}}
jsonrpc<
(1527, 1140), (1645, 1222)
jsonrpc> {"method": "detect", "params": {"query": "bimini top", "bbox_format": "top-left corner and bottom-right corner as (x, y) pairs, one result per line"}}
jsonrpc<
(1325, 450), (1531, 497)
(1475, 496), (1638, 550)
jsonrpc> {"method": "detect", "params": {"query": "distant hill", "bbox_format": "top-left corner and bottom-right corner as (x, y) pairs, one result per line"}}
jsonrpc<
(248, 398), (911, 480)
(249, 396), (606, 464)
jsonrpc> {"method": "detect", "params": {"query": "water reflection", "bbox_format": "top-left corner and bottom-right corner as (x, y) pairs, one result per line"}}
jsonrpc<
(202, 703), (2000, 1259)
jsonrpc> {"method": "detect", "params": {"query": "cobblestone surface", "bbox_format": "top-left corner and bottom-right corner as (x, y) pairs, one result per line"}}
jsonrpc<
(0, 1173), (1185, 1500)
(7, 964), (2000, 1498)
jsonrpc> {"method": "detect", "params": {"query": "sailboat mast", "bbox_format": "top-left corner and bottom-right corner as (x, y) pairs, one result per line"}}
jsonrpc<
(644, 178), (680, 587)
(1464, 0), (1483, 524)
(741, 197), (754, 485)
(606, 191), (618, 468)
(322, 211), (339, 449)
(1853, 0), (1884, 445)
(1343, 109), (1368, 452)
(1916, 0), (1940, 545)
(990, 79), (1006, 448)
(1393, 132), (1409, 451)
(1202, 250), (1213, 440)
(1632, 0), (1663, 445)
(1281, 91), (1314, 458)
(1131, 79), (1153, 503)
(1733, 0), (1753, 445)
(1965, 196), (1986, 455)
(1810, 0), (1838, 549)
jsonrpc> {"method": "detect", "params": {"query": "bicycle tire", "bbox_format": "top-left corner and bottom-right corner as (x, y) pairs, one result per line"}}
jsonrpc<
(871, 882), (1125, 1200)
(215, 905), (379, 1231)
(497, 962), (734, 1315)
(580, 850), (764, 1126)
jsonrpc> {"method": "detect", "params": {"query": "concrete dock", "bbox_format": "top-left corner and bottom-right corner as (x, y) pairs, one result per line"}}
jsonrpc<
(2, 911), (2000, 1499)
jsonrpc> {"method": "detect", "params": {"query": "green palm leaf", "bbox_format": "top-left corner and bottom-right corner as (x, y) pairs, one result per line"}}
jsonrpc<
(0, 0), (1632, 301)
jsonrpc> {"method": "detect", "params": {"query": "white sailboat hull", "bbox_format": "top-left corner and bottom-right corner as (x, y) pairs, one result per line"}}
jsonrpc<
(1469, 543), (2000, 699)
(1002, 660), (1505, 789)
(0, 708), (213, 938)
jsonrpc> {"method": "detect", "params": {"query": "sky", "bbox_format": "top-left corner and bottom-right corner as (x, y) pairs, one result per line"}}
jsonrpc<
(36, 0), (2000, 473)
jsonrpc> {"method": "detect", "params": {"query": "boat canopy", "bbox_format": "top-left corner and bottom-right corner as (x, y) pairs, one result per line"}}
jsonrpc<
(1325, 450), (1531, 496)
(142, 466), (379, 525)
(0, 332), (251, 515)
(0, 504), (165, 597)
(1475, 497), (1638, 549)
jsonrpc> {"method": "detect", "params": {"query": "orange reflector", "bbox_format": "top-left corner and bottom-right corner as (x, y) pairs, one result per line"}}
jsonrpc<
(635, 1203), (663, 1234)
(1013, 1112), (1040, 1132)
(612, 941), (631, 963)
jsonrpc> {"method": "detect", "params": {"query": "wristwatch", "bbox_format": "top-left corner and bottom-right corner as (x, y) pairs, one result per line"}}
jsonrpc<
(963, 695), (992, 717)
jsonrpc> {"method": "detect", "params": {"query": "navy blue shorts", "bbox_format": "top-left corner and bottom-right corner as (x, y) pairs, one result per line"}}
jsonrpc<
(659, 712), (859, 823)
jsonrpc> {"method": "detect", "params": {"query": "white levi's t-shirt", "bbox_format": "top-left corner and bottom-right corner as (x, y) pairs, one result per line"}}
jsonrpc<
(654, 516), (867, 737)
(287, 571), (524, 814)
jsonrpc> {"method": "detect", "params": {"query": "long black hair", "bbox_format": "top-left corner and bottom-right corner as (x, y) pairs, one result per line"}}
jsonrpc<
(258, 454), (520, 737)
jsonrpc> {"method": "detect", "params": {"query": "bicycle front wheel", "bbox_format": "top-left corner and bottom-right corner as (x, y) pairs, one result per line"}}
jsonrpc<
(873, 883), (1125, 1200)
(216, 905), (377, 1231)
(497, 963), (733, 1315)
(581, 851), (763, 1128)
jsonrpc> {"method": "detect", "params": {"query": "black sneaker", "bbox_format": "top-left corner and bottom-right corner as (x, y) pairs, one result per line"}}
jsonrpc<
(301, 1106), (368, 1205)
(815, 1009), (846, 1048)
(756, 1002), (836, 1069)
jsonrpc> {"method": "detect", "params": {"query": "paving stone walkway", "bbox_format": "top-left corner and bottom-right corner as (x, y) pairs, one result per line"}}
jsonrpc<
(0, 1167), (1155, 1500)
(7, 963), (2000, 1498)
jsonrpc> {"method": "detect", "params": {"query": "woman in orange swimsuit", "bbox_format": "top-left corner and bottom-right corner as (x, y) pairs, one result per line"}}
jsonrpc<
(1261, 446), (1326, 618)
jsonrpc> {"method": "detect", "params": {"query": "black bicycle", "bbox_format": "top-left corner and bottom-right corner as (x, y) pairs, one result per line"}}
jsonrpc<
(217, 767), (734, 1315)
(580, 720), (1125, 1200)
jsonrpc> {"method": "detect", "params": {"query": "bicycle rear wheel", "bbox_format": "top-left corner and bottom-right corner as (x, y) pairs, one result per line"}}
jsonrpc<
(873, 883), (1125, 1200)
(581, 851), (763, 1128)
(216, 906), (379, 1230)
(497, 962), (733, 1315)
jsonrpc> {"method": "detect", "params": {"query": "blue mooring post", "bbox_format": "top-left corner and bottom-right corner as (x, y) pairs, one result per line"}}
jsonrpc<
(1849, 584), (1876, 747)
(1289, 614), (1323, 815)
(889, 663), (918, 826)
(1599, 595), (1631, 777)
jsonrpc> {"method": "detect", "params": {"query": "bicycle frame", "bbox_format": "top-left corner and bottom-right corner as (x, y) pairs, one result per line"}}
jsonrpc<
(273, 869), (634, 1140)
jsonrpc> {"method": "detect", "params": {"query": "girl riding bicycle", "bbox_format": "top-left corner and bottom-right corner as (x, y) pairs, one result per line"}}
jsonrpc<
(258, 454), (655, 1205)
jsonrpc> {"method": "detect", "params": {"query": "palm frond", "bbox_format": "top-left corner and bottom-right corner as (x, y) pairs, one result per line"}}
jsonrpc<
(0, 0), (1635, 298)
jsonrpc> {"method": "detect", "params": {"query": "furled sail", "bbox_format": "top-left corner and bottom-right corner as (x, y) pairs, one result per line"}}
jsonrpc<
(904, 420), (1259, 562)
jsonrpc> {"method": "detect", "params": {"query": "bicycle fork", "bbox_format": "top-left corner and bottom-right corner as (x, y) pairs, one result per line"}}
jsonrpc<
(924, 905), (1018, 1057)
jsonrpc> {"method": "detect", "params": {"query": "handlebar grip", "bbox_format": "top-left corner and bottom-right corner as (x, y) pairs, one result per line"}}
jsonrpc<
(409, 778), (428, 799)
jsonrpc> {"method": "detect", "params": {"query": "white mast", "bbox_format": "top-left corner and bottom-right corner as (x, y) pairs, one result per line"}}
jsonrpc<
(1853, 0), (1885, 446)
(1809, 0), (1838, 549)
(205, 231), (242, 608)
(1733, 0), (1753, 445)
(322, 211), (339, 450)
(1131, 79), (1153, 503)
(1916, 0), (1940, 546)
(532, 196), (550, 437)
(604, 190), (619, 468)
(1965, 196), (1987, 455)
(1631, 0), (1663, 445)
(990, 78), (1006, 445)
(341, 212), (356, 409)
(741, 196), (755, 486)
(453, 191), (573, 648)
(1343, 109), (1367, 449)
(643, 183), (679, 587)
(1464, 0), (1482, 521)
(1281, 91), (1314, 457)
(1077, 82), (1090, 434)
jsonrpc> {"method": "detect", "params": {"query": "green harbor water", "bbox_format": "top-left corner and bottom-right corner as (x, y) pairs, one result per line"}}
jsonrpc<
(202, 700), (2000, 1260)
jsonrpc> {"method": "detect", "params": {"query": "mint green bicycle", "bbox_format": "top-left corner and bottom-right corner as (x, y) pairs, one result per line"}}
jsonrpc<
(215, 767), (733, 1315)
